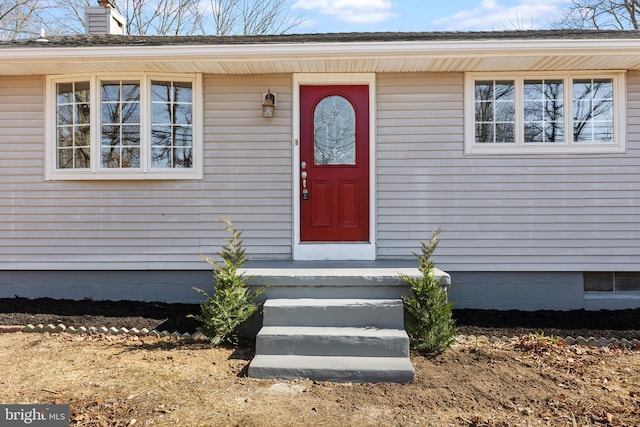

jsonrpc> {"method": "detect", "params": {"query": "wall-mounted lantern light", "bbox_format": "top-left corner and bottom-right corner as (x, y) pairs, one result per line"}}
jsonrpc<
(262, 90), (276, 118)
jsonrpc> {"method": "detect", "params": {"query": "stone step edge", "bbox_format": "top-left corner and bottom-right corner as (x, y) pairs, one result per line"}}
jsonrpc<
(9, 324), (640, 348)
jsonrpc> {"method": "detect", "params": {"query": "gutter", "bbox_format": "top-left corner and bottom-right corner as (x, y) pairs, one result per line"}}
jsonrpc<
(2, 38), (640, 62)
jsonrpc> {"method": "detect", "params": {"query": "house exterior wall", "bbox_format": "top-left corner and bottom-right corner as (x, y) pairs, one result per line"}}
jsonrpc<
(1, 71), (640, 309)
(0, 74), (293, 271)
(376, 71), (640, 273)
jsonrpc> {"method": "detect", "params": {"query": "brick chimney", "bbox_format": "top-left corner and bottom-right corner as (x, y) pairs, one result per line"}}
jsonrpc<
(85, 0), (126, 35)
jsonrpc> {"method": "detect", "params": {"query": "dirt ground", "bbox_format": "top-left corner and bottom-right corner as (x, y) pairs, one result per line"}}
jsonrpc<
(1, 332), (639, 427)
(1, 298), (639, 426)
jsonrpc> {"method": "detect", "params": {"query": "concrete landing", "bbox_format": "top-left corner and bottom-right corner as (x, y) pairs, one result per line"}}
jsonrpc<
(241, 260), (450, 300)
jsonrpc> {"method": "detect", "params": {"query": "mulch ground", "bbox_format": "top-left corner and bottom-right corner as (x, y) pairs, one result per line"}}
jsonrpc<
(0, 297), (638, 340)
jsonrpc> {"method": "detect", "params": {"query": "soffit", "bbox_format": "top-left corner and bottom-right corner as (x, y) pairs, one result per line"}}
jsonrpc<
(2, 36), (640, 75)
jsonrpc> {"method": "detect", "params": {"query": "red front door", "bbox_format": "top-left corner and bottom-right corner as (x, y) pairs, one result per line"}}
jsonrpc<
(300, 85), (369, 242)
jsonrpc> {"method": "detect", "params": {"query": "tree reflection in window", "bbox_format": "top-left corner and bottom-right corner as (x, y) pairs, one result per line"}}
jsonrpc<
(474, 80), (515, 143)
(56, 81), (91, 168)
(100, 80), (141, 168)
(150, 81), (193, 169)
(313, 95), (356, 165)
(573, 79), (613, 143)
(524, 79), (564, 143)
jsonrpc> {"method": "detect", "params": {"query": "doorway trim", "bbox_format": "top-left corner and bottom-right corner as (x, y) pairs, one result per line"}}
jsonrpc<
(292, 73), (377, 260)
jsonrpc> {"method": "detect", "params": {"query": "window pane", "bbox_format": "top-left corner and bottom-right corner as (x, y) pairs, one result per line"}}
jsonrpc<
(545, 122), (564, 141)
(122, 102), (140, 124)
(175, 82), (192, 103)
(495, 101), (514, 122)
(524, 100), (542, 122)
(475, 101), (493, 122)
(122, 125), (140, 146)
(122, 83), (140, 102)
(151, 81), (172, 102)
(57, 83), (73, 104)
(313, 95), (356, 165)
(151, 147), (171, 168)
(475, 123), (494, 143)
(101, 144), (140, 168)
(524, 79), (564, 143)
(101, 103), (119, 124)
(173, 147), (193, 168)
(76, 82), (89, 102)
(152, 103), (171, 123)
(74, 147), (90, 168)
(573, 78), (613, 143)
(57, 104), (73, 126)
(101, 125), (120, 146)
(57, 149), (73, 169)
(151, 125), (172, 146)
(523, 80), (542, 98)
(56, 81), (91, 169)
(174, 126), (192, 146)
(495, 123), (514, 142)
(475, 81), (493, 100)
(150, 80), (194, 169)
(57, 127), (72, 147)
(495, 81), (514, 100)
(75, 125), (90, 147)
(122, 147), (140, 168)
(524, 123), (542, 142)
(100, 80), (140, 168)
(101, 147), (120, 168)
(174, 104), (192, 125)
(101, 82), (121, 102)
(76, 103), (91, 125)
(474, 80), (515, 144)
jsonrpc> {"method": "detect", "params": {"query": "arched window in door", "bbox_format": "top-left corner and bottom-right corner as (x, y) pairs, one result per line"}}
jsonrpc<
(313, 95), (356, 165)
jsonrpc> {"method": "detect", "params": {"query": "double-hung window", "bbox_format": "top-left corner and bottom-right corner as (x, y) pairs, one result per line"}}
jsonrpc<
(464, 72), (625, 154)
(46, 73), (202, 180)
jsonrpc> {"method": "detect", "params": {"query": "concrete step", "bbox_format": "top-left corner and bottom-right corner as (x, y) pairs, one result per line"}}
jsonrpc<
(262, 298), (404, 329)
(248, 296), (415, 383)
(248, 355), (415, 383)
(256, 326), (409, 357)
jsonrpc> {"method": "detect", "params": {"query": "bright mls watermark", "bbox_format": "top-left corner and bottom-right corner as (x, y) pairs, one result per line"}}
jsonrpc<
(0, 405), (68, 426)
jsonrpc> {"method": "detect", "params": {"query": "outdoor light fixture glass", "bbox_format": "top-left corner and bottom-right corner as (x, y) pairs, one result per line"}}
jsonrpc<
(262, 90), (275, 118)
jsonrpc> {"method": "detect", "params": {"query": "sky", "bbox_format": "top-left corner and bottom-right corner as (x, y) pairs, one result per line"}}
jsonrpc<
(291, 0), (573, 33)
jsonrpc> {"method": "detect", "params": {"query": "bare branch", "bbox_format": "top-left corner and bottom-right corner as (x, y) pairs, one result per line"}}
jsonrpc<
(556, 0), (640, 29)
(0, 0), (50, 40)
(6, 0), (305, 37)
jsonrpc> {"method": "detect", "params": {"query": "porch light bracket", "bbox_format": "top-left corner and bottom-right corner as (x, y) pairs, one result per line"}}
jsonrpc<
(262, 91), (276, 118)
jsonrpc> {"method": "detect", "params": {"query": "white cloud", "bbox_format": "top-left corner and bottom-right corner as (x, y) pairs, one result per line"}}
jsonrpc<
(293, 0), (396, 25)
(433, 0), (571, 31)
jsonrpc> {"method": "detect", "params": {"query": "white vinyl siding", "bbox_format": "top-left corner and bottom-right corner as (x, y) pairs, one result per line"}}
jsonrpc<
(3, 71), (640, 272)
(0, 74), (292, 270)
(202, 75), (293, 259)
(376, 72), (640, 271)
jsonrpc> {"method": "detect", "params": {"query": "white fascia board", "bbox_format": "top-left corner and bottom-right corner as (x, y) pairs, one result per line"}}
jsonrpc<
(3, 38), (640, 63)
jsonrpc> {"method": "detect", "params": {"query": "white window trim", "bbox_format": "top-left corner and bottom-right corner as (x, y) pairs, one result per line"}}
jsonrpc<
(45, 73), (203, 180)
(464, 71), (626, 155)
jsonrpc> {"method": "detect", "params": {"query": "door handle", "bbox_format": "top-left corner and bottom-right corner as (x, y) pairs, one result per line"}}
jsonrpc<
(301, 171), (309, 200)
